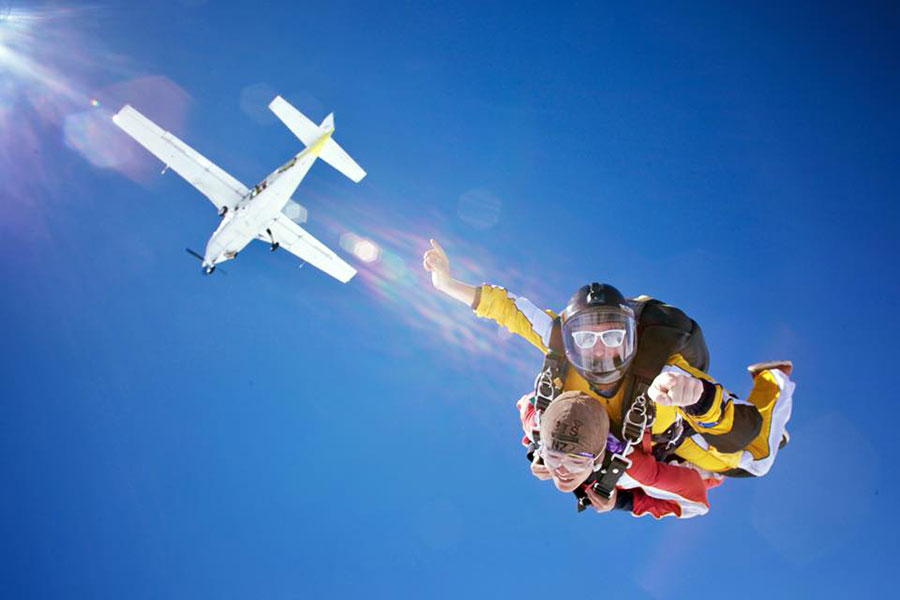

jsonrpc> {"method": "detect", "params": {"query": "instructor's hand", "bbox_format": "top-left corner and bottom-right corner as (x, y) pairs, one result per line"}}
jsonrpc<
(648, 371), (704, 408)
(421, 239), (477, 306)
(422, 239), (451, 291)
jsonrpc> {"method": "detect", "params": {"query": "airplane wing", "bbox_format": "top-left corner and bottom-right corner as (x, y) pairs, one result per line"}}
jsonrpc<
(112, 105), (249, 211)
(262, 215), (357, 283)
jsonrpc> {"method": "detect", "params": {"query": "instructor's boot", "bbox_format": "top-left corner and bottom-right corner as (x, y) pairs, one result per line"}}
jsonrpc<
(747, 360), (793, 379)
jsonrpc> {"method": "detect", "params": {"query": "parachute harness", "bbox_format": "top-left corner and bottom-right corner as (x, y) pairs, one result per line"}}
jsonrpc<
(530, 365), (656, 511)
(526, 296), (708, 512)
(575, 393), (655, 511)
(529, 333), (658, 511)
(533, 354), (564, 417)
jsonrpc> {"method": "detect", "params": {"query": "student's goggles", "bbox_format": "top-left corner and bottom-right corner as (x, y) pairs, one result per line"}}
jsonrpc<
(540, 447), (597, 473)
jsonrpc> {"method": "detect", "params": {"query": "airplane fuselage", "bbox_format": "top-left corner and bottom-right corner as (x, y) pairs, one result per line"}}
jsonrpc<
(201, 129), (333, 271)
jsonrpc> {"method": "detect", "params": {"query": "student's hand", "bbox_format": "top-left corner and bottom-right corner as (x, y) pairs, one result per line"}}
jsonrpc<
(585, 486), (617, 513)
(422, 239), (451, 291)
(530, 457), (552, 481)
(648, 371), (704, 408)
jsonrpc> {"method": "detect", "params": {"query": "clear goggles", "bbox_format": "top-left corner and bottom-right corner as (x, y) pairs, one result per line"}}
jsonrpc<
(562, 309), (637, 385)
(540, 447), (597, 473)
(571, 328), (626, 350)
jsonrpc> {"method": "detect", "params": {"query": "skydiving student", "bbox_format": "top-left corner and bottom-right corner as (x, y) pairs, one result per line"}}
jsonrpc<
(523, 390), (715, 518)
(422, 240), (794, 509)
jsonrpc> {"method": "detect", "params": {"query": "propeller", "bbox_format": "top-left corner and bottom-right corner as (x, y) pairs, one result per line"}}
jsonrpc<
(185, 248), (204, 261)
(185, 248), (227, 275)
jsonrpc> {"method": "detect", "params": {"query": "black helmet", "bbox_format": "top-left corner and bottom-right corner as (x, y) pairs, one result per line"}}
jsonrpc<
(560, 283), (637, 386)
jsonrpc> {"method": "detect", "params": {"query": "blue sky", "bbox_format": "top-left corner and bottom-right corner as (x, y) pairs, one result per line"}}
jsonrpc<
(1, 1), (898, 597)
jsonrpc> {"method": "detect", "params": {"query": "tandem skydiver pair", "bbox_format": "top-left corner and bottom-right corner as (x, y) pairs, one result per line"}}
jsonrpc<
(423, 239), (794, 519)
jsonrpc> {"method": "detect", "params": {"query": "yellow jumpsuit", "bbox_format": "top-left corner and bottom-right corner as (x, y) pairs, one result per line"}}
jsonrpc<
(474, 284), (794, 475)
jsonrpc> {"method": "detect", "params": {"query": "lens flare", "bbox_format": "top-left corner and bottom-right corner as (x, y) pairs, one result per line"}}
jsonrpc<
(457, 188), (502, 230)
(354, 239), (380, 263)
(239, 82), (278, 125)
(339, 232), (362, 254)
(0, 5), (190, 236)
(1, 5), (112, 234)
(340, 233), (381, 263)
(310, 184), (564, 383)
(64, 109), (132, 169)
(283, 200), (308, 223)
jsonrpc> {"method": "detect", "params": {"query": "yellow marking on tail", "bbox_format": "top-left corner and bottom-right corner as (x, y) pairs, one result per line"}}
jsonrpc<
(309, 130), (333, 156)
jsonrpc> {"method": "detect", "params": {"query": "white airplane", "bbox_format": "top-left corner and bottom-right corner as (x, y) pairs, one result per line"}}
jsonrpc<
(111, 95), (365, 281)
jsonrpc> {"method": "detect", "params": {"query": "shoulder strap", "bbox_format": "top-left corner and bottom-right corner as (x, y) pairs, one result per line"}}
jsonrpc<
(577, 452), (634, 511)
(622, 296), (709, 410)
(532, 316), (567, 416)
(575, 394), (655, 512)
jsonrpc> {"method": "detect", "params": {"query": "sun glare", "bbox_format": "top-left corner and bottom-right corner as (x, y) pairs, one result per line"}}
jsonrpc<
(0, 5), (12, 47)
(1, 4), (195, 222)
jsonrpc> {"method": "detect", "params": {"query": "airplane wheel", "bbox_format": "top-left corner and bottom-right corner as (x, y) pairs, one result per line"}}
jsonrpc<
(270, 242), (280, 252)
(218, 206), (228, 217)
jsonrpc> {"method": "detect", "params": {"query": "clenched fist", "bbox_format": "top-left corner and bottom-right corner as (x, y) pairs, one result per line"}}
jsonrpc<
(647, 371), (704, 408)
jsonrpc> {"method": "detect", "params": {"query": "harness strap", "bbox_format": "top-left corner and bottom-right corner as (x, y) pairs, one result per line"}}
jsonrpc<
(576, 393), (655, 511)
(532, 316), (567, 427)
(652, 418), (686, 461)
(529, 303), (671, 511)
(583, 454), (633, 507)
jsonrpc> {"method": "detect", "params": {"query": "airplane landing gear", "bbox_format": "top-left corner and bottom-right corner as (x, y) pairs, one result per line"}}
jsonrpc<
(270, 242), (280, 252)
(218, 206), (229, 217)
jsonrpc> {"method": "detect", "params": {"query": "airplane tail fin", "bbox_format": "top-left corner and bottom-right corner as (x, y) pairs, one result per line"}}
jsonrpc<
(268, 95), (366, 183)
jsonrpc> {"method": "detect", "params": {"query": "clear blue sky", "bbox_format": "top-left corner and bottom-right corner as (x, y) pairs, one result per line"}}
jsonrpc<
(1, 1), (898, 597)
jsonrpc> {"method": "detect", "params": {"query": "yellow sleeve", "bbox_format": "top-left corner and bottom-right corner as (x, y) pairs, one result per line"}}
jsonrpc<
(473, 284), (555, 354)
(666, 354), (733, 434)
(666, 354), (763, 453)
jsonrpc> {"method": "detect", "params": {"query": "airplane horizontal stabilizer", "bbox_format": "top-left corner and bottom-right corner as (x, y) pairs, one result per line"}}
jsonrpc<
(268, 96), (366, 183)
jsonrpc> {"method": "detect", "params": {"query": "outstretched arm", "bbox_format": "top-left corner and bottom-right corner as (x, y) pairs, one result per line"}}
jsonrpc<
(423, 239), (554, 353)
(423, 239), (477, 306)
